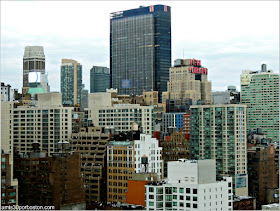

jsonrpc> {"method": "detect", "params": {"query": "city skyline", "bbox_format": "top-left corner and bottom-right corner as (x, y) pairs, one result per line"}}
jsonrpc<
(1, 1), (279, 93)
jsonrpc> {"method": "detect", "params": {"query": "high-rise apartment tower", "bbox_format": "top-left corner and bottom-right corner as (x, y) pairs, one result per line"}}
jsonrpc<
(190, 104), (248, 196)
(240, 65), (279, 141)
(110, 5), (171, 101)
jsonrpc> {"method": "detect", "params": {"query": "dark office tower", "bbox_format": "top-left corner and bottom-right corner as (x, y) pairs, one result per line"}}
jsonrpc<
(61, 59), (83, 106)
(90, 66), (110, 93)
(23, 46), (45, 87)
(110, 5), (171, 101)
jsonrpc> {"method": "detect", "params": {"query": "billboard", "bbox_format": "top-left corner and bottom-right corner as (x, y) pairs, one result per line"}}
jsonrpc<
(28, 72), (42, 83)
(236, 174), (247, 188)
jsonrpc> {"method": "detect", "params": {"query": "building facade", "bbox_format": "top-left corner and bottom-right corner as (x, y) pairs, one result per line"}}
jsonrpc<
(1, 93), (74, 156)
(240, 65), (279, 141)
(61, 59), (83, 106)
(247, 145), (278, 209)
(90, 66), (110, 93)
(107, 140), (135, 203)
(1, 151), (18, 206)
(145, 160), (233, 211)
(212, 91), (230, 105)
(134, 134), (163, 179)
(163, 58), (212, 105)
(161, 131), (191, 177)
(14, 149), (85, 209)
(126, 173), (158, 207)
(70, 126), (110, 205)
(1, 82), (14, 102)
(23, 46), (45, 88)
(88, 103), (154, 135)
(110, 5), (171, 101)
(162, 112), (186, 137)
(190, 104), (248, 196)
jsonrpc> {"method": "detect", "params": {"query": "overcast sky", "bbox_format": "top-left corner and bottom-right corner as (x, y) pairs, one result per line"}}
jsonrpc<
(1, 1), (279, 92)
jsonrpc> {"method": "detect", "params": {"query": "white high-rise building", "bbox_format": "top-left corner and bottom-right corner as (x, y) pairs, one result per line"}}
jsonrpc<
(134, 134), (163, 179)
(145, 159), (233, 211)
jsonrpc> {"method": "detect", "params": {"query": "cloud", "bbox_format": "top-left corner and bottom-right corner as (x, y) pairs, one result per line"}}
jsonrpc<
(1, 1), (279, 94)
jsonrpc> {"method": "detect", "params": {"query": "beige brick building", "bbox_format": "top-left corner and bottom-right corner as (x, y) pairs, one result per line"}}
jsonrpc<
(163, 59), (212, 104)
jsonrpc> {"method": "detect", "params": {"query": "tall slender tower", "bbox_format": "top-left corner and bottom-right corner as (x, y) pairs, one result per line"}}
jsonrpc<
(60, 59), (82, 106)
(110, 5), (171, 102)
(23, 46), (45, 87)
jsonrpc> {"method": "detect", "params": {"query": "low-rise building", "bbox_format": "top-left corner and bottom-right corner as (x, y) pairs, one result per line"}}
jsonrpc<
(145, 159), (233, 210)
(233, 196), (256, 210)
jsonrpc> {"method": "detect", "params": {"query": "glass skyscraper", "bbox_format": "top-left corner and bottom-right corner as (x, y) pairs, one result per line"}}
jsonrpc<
(60, 59), (83, 106)
(90, 66), (110, 93)
(110, 5), (171, 101)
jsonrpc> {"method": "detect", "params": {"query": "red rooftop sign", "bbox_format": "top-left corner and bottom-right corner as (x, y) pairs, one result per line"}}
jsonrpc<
(189, 59), (208, 75)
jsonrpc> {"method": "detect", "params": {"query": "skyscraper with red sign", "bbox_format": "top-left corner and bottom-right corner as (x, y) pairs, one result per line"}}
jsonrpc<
(163, 58), (212, 105)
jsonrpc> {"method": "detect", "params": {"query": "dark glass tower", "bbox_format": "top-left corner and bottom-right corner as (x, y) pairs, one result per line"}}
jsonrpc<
(110, 5), (171, 102)
(90, 66), (110, 93)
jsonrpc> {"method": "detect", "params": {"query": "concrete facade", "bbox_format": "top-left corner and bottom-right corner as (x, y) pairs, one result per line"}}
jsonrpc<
(1, 93), (74, 157)
(145, 160), (233, 211)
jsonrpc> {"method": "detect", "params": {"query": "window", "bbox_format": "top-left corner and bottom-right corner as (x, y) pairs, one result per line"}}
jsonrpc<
(173, 187), (177, 192)
(149, 187), (154, 192)
(149, 202), (154, 206)
(193, 189), (197, 194)
(173, 195), (177, 200)
(173, 202), (177, 206)
(180, 202), (184, 207)
(186, 188), (190, 193)
(193, 196), (197, 201)
(149, 195), (154, 199)
(193, 204), (198, 208)
(180, 195), (184, 200)
(186, 196), (190, 200)
(186, 203), (190, 208)
(1, 157), (6, 162)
